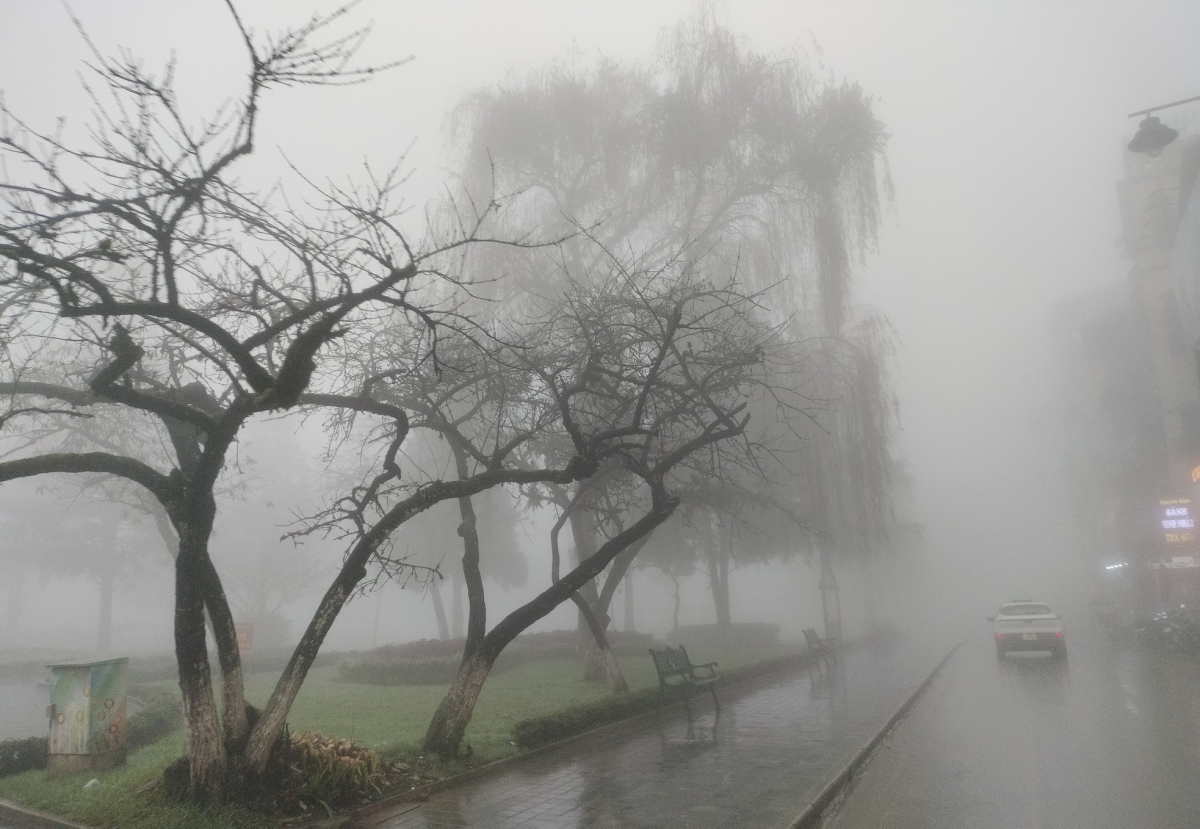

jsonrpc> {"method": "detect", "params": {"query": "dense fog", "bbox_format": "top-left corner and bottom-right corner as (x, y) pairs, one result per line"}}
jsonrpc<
(1, 0), (1198, 701)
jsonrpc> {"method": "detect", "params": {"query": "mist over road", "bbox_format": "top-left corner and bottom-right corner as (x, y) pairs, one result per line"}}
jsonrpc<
(827, 628), (1200, 828)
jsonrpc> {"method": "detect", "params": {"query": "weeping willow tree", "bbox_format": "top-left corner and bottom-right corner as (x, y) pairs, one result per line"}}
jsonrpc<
(449, 6), (895, 683)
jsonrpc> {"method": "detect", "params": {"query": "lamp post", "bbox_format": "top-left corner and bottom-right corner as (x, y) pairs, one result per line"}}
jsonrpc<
(1127, 94), (1200, 157)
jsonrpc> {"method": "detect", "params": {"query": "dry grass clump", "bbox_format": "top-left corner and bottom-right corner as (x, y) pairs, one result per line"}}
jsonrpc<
(289, 731), (385, 810)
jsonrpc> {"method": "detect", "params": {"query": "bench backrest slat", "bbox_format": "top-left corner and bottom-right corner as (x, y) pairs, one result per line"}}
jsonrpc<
(650, 645), (695, 680)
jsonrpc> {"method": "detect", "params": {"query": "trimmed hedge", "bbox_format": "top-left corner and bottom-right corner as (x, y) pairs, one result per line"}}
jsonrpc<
(511, 650), (813, 748)
(340, 629), (663, 686)
(511, 688), (664, 748)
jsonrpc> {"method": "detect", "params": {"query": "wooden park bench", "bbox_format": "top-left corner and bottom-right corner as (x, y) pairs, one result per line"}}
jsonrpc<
(649, 645), (721, 711)
(803, 628), (837, 666)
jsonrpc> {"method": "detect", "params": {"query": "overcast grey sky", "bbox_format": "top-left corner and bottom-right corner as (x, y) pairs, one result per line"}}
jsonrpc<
(4, 1), (1199, 617)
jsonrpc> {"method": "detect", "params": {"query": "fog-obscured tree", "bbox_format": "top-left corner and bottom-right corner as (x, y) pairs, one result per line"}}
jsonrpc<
(451, 6), (893, 670)
(0, 4), (583, 802)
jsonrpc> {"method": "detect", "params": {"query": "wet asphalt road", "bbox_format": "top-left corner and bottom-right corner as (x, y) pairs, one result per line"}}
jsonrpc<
(372, 639), (947, 829)
(826, 630), (1200, 829)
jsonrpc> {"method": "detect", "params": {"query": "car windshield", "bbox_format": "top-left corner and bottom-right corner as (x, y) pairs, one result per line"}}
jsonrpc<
(999, 604), (1052, 616)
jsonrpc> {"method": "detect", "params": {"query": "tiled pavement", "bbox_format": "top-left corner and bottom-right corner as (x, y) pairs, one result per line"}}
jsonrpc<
(369, 637), (947, 829)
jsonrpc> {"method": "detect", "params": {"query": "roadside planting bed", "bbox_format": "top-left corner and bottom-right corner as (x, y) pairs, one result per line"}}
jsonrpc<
(0, 634), (805, 828)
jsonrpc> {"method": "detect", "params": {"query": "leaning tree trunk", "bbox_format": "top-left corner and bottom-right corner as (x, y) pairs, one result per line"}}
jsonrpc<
(573, 595), (627, 693)
(579, 535), (648, 693)
(569, 508), (611, 683)
(424, 492), (678, 758)
(423, 648), (499, 756)
(423, 446), (492, 755)
(197, 551), (248, 748)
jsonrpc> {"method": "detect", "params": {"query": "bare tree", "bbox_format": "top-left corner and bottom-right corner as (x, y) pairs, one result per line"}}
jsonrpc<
(406, 252), (800, 756)
(0, 4), (574, 802)
(450, 6), (895, 681)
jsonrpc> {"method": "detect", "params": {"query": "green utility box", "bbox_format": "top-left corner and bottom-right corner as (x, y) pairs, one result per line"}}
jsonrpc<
(46, 657), (129, 774)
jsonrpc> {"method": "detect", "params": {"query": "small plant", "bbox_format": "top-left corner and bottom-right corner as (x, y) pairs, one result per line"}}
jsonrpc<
(289, 731), (385, 810)
(126, 685), (184, 749)
(0, 736), (48, 778)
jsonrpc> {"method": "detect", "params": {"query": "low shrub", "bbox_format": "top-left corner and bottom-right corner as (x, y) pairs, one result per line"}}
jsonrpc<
(368, 638), (466, 660)
(511, 688), (663, 748)
(0, 736), (48, 778)
(126, 685), (183, 749)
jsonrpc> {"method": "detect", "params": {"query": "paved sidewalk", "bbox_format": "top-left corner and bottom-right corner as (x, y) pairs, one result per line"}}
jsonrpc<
(368, 637), (947, 829)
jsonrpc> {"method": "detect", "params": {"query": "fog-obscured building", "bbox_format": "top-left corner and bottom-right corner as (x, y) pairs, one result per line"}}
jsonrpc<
(1113, 105), (1200, 607)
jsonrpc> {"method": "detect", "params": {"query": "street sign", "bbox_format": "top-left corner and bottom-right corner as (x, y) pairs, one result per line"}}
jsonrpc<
(1160, 499), (1196, 544)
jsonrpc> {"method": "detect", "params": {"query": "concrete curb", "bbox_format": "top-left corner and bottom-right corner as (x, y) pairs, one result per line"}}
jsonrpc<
(0, 799), (93, 829)
(781, 640), (966, 829)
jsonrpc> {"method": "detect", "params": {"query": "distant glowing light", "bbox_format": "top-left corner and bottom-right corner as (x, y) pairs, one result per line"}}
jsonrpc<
(1163, 519), (1195, 529)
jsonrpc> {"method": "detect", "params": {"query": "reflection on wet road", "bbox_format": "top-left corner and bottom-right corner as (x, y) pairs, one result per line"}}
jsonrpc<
(375, 640), (946, 829)
(827, 630), (1200, 828)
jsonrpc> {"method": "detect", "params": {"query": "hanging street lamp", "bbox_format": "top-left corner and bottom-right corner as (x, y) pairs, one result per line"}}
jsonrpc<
(1127, 94), (1200, 157)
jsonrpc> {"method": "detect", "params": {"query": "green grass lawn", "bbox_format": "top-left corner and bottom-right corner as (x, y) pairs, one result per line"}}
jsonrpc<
(0, 736), (270, 829)
(0, 642), (804, 827)
(244, 643), (802, 762)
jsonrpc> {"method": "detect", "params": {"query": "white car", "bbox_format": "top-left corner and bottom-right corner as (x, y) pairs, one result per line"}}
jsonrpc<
(990, 600), (1066, 658)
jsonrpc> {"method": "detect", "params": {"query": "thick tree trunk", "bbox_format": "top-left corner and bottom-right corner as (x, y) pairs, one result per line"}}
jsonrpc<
(422, 650), (496, 756)
(242, 573), (354, 774)
(198, 553), (248, 747)
(569, 503), (650, 691)
(175, 526), (226, 804)
(574, 596), (627, 693)
(569, 508), (607, 682)
(424, 447), (492, 754)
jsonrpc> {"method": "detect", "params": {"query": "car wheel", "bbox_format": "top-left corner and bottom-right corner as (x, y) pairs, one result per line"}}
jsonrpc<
(995, 643), (1006, 659)
(1053, 644), (1067, 661)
